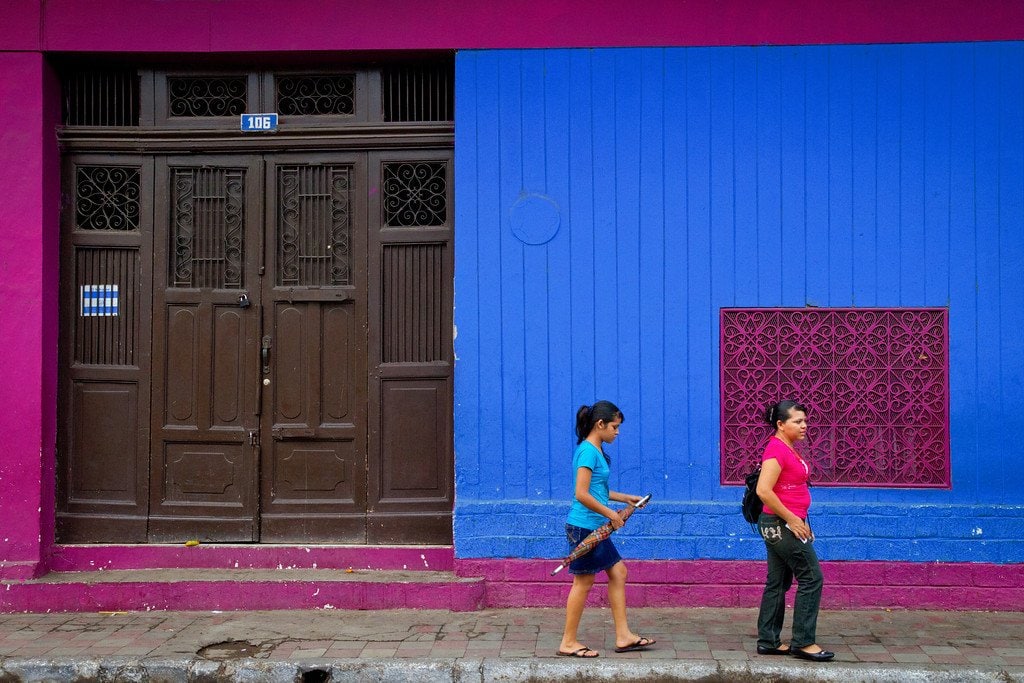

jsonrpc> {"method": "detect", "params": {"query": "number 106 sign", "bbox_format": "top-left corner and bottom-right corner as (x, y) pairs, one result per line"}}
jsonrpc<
(240, 113), (279, 132)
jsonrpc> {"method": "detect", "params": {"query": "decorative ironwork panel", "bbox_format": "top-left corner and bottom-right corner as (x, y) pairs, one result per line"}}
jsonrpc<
(276, 75), (355, 116)
(382, 162), (447, 227)
(720, 308), (949, 488)
(170, 168), (246, 288)
(382, 63), (453, 122)
(168, 77), (247, 117)
(277, 165), (352, 286)
(75, 166), (141, 231)
(62, 69), (139, 126)
(382, 244), (444, 363)
(74, 247), (138, 366)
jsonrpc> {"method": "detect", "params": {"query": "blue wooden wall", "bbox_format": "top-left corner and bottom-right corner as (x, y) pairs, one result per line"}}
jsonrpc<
(453, 44), (1024, 563)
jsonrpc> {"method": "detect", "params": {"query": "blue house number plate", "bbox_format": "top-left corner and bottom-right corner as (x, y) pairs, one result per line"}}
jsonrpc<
(240, 113), (279, 132)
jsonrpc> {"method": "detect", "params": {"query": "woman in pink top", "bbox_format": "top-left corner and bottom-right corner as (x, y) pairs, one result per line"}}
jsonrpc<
(753, 400), (834, 662)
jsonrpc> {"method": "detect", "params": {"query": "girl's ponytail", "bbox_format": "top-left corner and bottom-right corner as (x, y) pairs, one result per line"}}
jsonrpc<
(575, 404), (593, 444)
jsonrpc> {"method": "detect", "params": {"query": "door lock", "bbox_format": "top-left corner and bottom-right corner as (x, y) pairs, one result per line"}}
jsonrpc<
(238, 293), (251, 308)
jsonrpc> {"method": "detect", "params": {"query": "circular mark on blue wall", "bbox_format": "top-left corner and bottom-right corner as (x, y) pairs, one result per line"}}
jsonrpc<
(509, 194), (560, 245)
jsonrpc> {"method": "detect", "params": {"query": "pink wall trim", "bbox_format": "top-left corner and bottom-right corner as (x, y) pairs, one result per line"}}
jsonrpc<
(455, 559), (1024, 612)
(49, 545), (454, 572)
(1, 0), (1021, 52)
(0, 52), (54, 582)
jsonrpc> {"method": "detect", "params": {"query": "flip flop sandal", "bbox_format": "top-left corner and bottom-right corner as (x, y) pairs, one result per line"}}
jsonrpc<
(614, 636), (656, 653)
(556, 646), (599, 658)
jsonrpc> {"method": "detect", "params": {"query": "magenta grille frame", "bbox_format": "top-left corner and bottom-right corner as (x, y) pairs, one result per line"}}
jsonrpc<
(720, 308), (950, 488)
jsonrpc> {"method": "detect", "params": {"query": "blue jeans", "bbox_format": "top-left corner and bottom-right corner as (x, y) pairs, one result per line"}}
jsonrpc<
(756, 513), (824, 649)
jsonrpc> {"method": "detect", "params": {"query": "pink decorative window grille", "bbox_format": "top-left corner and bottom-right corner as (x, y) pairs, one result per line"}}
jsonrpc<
(720, 308), (949, 488)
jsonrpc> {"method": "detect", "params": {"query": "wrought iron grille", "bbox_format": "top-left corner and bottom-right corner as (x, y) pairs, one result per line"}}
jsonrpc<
(61, 68), (139, 126)
(168, 77), (247, 117)
(382, 63), (453, 122)
(276, 75), (356, 116)
(170, 168), (246, 288)
(74, 248), (138, 366)
(75, 166), (141, 230)
(382, 162), (447, 227)
(277, 165), (352, 286)
(720, 308), (949, 488)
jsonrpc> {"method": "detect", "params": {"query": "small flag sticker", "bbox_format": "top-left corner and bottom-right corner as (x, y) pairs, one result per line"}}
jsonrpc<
(81, 284), (119, 317)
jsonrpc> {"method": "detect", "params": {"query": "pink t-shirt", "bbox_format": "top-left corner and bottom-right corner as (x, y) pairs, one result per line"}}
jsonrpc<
(761, 436), (811, 519)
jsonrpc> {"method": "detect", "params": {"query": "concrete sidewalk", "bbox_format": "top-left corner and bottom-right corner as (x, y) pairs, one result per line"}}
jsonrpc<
(0, 606), (1021, 681)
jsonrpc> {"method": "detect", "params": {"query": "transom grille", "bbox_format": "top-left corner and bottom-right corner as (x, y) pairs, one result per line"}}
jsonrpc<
(277, 165), (352, 286)
(75, 166), (141, 231)
(170, 168), (246, 288)
(61, 69), (139, 126)
(276, 75), (356, 116)
(168, 77), (247, 117)
(382, 162), (447, 227)
(382, 63), (453, 122)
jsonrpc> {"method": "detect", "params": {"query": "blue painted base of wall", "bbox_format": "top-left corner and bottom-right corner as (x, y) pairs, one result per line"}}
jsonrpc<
(454, 500), (1024, 563)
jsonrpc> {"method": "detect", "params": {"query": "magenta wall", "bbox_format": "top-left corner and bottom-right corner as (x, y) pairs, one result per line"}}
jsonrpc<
(0, 0), (1022, 598)
(0, 52), (59, 580)
(1, 0), (1023, 53)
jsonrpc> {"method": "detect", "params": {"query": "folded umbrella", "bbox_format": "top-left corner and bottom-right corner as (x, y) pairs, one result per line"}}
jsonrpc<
(551, 493), (652, 575)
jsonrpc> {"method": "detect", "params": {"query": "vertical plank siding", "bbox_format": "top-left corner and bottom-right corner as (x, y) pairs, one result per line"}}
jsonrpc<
(454, 44), (1024, 562)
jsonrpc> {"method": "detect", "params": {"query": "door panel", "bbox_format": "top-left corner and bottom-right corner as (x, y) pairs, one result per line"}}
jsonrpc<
(367, 151), (454, 544)
(149, 156), (262, 542)
(57, 155), (153, 542)
(259, 155), (368, 542)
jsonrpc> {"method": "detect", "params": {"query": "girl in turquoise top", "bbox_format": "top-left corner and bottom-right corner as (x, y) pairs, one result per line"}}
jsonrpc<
(557, 400), (656, 658)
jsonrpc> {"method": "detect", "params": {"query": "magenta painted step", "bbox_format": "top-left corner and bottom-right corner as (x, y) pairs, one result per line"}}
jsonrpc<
(48, 545), (454, 573)
(1, 572), (484, 613)
(454, 559), (1024, 612)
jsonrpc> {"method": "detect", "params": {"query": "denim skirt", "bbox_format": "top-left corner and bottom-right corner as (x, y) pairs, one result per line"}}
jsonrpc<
(565, 523), (623, 575)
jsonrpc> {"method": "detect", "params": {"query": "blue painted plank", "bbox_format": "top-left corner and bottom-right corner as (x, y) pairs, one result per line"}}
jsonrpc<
(779, 47), (808, 308)
(518, 50), (554, 499)
(850, 45), (879, 307)
(589, 49), (620, 410)
(996, 42), (1024, 504)
(467, 52), (507, 500)
(803, 47), (830, 306)
(685, 48), (717, 500)
(972, 43), (1003, 504)
(454, 52), (482, 494)
(755, 46), (783, 306)
(662, 47), (689, 501)
(827, 45), (854, 305)
(874, 45), (902, 308)
(567, 50), (597, 416)
(611, 50), (645, 494)
(636, 48), (668, 499)
(497, 50), (528, 499)
(541, 50), (575, 500)
(732, 48), (759, 307)
(899, 46), (929, 305)
(922, 44), (953, 307)
(945, 46), (979, 500)
(709, 49), (737, 493)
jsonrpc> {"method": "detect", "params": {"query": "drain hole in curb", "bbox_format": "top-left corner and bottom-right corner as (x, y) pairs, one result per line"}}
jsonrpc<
(301, 670), (331, 683)
(198, 640), (273, 660)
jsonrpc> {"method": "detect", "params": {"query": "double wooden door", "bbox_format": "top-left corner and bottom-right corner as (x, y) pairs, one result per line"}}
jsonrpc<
(58, 151), (454, 544)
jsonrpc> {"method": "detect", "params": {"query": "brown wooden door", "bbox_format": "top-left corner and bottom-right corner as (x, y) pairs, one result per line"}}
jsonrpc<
(149, 156), (263, 541)
(366, 151), (454, 544)
(134, 151), (450, 544)
(259, 155), (369, 542)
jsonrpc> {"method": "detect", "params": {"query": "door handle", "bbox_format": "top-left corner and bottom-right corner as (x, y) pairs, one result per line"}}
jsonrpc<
(261, 335), (272, 375)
